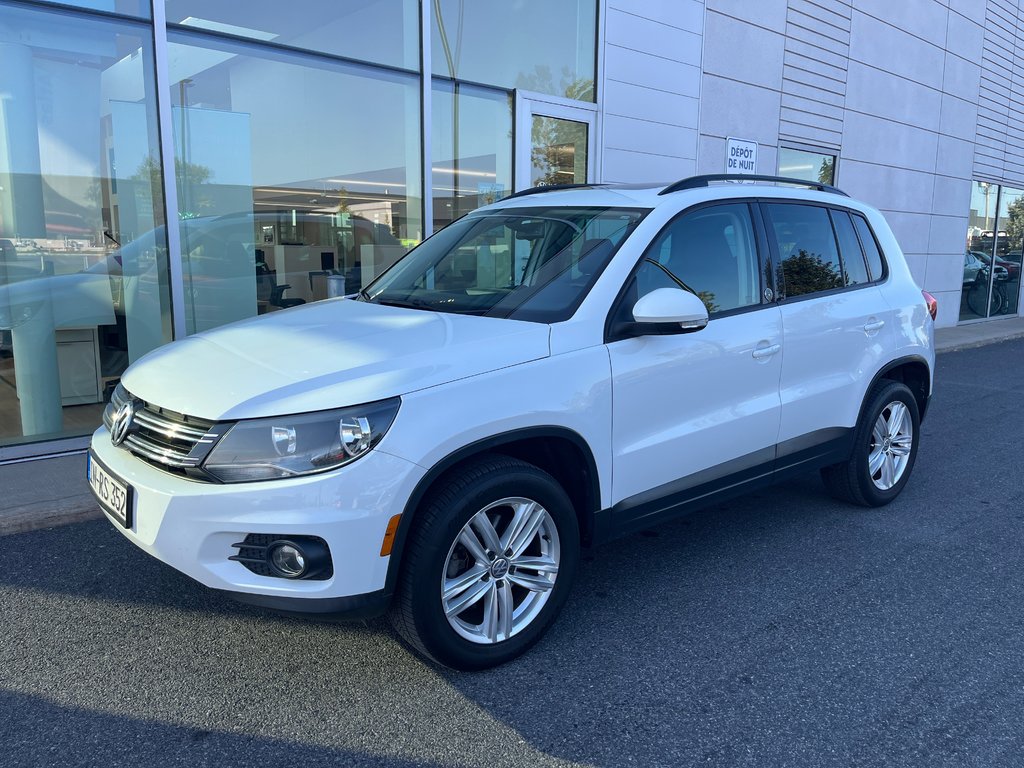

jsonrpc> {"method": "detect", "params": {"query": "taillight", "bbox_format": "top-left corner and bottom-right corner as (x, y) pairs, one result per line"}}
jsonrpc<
(922, 290), (937, 321)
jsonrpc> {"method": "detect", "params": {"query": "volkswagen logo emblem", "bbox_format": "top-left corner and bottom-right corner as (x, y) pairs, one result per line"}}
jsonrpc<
(490, 558), (510, 580)
(110, 400), (137, 447)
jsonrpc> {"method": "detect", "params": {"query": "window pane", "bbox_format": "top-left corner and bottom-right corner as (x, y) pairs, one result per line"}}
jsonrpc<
(431, 0), (596, 101)
(366, 206), (645, 323)
(765, 204), (844, 298)
(852, 215), (885, 282)
(432, 82), (512, 230)
(165, 0), (419, 69)
(531, 117), (588, 187)
(992, 186), (1023, 316)
(640, 203), (760, 315)
(168, 33), (422, 334)
(29, 0), (149, 17)
(831, 210), (870, 285)
(962, 181), (1001, 320)
(778, 147), (836, 185)
(0, 6), (170, 446)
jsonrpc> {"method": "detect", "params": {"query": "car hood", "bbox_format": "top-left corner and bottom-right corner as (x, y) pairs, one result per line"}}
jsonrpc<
(122, 298), (550, 420)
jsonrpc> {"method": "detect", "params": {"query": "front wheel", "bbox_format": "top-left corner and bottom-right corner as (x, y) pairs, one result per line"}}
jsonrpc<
(821, 380), (921, 507)
(389, 455), (580, 670)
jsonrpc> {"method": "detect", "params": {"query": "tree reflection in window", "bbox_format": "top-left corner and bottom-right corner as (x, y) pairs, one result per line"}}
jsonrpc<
(781, 249), (843, 296)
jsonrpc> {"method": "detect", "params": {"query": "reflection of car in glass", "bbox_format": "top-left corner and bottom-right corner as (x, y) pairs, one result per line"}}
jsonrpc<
(971, 249), (1018, 281)
(964, 251), (1009, 285)
(90, 175), (935, 670)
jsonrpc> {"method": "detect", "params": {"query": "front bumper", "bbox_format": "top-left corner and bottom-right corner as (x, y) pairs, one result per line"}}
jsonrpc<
(89, 426), (425, 612)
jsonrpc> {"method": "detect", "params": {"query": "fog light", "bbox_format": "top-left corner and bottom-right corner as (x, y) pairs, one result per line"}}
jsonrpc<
(269, 541), (306, 578)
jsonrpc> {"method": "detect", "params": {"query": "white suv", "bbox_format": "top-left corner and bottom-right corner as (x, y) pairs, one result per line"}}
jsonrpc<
(88, 175), (935, 669)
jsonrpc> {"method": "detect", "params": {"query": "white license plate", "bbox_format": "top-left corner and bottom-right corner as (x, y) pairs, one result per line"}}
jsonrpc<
(88, 452), (133, 528)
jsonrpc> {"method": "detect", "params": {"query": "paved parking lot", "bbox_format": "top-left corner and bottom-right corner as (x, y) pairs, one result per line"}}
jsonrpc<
(3, 339), (1024, 767)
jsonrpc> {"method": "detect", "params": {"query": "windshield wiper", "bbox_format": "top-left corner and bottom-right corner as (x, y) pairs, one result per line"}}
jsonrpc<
(374, 298), (432, 311)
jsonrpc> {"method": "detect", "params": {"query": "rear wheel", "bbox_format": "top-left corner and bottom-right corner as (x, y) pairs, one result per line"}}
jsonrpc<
(821, 380), (921, 507)
(390, 454), (579, 670)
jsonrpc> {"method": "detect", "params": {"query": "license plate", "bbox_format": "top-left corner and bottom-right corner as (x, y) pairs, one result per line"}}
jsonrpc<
(88, 452), (133, 529)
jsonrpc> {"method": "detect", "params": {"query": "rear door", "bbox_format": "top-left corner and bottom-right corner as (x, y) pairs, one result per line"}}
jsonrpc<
(607, 201), (784, 529)
(762, 202), (895, 468)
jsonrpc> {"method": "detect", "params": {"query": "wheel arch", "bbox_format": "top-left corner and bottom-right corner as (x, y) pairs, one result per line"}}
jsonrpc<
(870, 355), (931, 422)
(382, 427), (603, 598)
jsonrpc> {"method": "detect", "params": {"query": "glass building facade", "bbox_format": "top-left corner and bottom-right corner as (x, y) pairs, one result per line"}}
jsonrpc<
(0, 0), (598, 455)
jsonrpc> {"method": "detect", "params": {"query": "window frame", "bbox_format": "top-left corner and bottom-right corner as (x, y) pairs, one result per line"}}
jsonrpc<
(604, 199), (775, 344)
(759, 200), (889, 305)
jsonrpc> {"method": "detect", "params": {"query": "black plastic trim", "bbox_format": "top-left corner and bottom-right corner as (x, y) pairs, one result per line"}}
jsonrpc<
(382, 426), (603, 596)
(774, 428), (856, 483)
(502, 183), (609, 200)
(224, 588), (390, 620)
(600, 429), (856, 543)
(868, 355), (933, 423)
(606, 455), (776, 541)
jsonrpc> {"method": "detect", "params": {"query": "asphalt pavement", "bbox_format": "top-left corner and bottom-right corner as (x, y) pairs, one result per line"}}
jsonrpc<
(3, 339), (1024, 767)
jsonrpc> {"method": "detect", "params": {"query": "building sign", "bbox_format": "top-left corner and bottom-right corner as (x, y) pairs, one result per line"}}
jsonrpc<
(726, 137), (757, 175)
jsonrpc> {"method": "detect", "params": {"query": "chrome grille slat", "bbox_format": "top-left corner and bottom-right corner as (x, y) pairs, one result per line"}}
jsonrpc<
(108, 384), (223, 479)
(132, 409), (210, 441)
(124, 434), (201, 468)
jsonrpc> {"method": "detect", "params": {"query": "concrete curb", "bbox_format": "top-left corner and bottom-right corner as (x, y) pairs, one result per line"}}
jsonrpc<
(935, 328), (1024, 353)
(0, 495), (102, 536)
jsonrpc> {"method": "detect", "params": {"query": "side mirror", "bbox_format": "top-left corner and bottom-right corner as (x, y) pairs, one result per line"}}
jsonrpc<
(632, 287), (709, 332)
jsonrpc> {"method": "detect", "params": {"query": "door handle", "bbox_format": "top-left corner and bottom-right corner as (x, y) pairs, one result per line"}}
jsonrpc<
(863, 319), (885, 333)
(751, 343), (781, 360)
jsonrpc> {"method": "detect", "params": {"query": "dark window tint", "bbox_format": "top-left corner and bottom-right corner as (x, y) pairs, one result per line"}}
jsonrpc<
(639, 203), (761, 316)
(765, 203), (843, 297)
(852, 215), (885, 281)
(832, 210), (870, 285)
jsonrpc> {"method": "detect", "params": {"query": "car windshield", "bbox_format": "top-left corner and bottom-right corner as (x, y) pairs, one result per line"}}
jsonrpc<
(361, 206), (647, 322)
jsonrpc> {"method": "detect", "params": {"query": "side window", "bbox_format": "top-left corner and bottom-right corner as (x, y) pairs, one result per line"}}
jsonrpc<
(632, 203), (761, 316)
(831, 210), (870, 286)
(765, 203), (844, 297)
(852, 214), (886, 281)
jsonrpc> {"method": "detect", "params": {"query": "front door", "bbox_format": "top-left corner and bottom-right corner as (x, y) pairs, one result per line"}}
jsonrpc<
(607, 202), (784, 530)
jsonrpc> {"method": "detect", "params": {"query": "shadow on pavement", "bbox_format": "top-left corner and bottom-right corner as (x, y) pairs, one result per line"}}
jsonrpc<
(0, 690), (450, 768)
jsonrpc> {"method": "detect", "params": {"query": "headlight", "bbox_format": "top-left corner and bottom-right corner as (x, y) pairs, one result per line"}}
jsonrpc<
(202, 397), (401, 483)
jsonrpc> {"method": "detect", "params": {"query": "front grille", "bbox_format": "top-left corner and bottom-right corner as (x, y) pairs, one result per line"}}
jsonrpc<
(103, 384), (225, 479)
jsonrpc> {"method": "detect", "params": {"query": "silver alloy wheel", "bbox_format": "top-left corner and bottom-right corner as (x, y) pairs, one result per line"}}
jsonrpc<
(868, 401), (913, 490)
(441, 497), (561, 645)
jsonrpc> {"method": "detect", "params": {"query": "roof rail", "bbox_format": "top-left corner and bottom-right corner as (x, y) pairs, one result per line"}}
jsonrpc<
(502, 183), (607, 201)
(658, 174), (848, 197)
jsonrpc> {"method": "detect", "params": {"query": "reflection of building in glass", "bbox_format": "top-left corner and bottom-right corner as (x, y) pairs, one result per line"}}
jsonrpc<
(1, 0), (1023, 460)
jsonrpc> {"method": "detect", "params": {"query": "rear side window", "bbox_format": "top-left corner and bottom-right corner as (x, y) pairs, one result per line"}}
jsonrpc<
(831, 210), (870, 286)
(764, 203), (843, 297)
(852, 214), (886, 281)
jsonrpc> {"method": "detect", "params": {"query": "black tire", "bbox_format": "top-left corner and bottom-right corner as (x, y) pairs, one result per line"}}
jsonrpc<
(821, 380), (921, 507)
(389, 454), (580, 670)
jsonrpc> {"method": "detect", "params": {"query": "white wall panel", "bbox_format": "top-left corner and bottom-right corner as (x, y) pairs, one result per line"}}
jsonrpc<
(604, 8), (702, 65)
(603, 149), (695, 182)
(600, 0), (703, 183)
